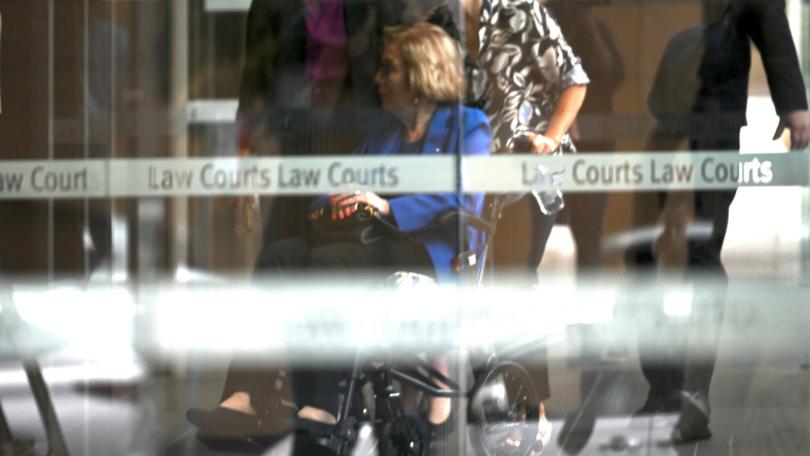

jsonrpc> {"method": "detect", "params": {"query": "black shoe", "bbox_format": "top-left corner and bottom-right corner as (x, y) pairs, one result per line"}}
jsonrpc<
(672, 390), (711, 443)
(186, 407), (291, 451)
(557, 408), (596, 454)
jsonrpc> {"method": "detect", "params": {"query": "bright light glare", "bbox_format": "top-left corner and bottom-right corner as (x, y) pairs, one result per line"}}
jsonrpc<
(663, 286), (693, 317)
(12, 286), (136, 359)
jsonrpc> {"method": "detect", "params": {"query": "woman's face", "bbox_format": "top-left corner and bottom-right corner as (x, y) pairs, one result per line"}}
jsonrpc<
(375, 43), (415, 110)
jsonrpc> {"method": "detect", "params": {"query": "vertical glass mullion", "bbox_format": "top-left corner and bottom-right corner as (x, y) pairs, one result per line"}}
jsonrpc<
(84, 0), (91, 281)
(47, 0), (55, 281)
(171, 0), (190, 274)
(802, 0), (810, 279)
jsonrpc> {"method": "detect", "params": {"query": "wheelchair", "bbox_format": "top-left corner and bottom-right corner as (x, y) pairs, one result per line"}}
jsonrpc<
(188, 194), (545, 456)
(289, 194), (544, 456)
(292, 339), (542, 456)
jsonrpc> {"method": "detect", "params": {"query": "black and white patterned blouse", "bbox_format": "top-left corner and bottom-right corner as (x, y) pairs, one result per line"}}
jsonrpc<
(479, 0), (589, 154)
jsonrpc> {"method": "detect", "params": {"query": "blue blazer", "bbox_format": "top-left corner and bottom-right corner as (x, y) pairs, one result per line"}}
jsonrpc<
(314, 105), (492, 282)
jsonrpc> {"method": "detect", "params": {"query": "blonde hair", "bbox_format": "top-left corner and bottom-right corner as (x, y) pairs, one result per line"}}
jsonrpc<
(385, 23), (465, 103)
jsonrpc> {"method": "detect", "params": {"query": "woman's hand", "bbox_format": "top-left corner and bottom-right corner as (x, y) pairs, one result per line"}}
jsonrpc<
(525, 132), (560, 154)
(328, 191), (391, 220)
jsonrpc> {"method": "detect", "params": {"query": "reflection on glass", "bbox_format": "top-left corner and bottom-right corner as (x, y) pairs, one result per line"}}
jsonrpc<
(0, 1), (808, 455)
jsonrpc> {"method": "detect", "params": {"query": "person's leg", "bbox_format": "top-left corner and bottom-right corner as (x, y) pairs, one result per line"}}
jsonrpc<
(307, 238), (434, 280)
(259, 196), (312, 248)
(490, 195), (555, 451)
(624, 191), (667, 271)
(294, 239), (436, 423)
(492, 195), (556, 284)
(491, 197), (555, 397)
(291, 366), (350, 424)
(527, 199), (558, 282)
(306, 240), (389, 283)
(567, 191), (609, 272)
(671, 188), (734, 440)
(254, 236), (311, 272)
(202, 237), (310, 430)
(622, 190), (689, 413)
(684, 189), (734, 278)
(671, 134), (738, 439)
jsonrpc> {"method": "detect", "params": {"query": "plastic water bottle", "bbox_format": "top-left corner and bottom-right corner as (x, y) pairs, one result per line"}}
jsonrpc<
(535, 165), (565, 215)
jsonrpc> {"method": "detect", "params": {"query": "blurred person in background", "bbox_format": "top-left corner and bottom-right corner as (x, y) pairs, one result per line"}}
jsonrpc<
(233, 1), (446, 239)
(542, 1), (625, 452)
(545, 0), (624, 275)
(629, 0), (808, 443)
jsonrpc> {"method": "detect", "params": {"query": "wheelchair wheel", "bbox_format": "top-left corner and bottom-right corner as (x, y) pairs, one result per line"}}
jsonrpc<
(468, 362), (540, 456)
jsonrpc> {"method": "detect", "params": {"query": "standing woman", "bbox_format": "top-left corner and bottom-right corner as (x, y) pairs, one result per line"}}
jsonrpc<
(455, 0), (588, 449)
(462, 0), (588, 279)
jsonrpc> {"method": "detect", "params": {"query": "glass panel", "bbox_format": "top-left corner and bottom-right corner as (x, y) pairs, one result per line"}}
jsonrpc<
(0, 1), (808, 455)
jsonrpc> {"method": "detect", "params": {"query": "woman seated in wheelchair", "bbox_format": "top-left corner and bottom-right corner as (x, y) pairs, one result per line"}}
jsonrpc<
(188, 22), (491, 453)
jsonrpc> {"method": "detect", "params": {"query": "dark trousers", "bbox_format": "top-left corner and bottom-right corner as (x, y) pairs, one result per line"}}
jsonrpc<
(224, 236), (434, 418)
(492, 194), (557, 283)
(627, 138), (738, 404)
(491, 194), (555, 401)
(255, 236), (435, 280)
(566, 191), (609, 271)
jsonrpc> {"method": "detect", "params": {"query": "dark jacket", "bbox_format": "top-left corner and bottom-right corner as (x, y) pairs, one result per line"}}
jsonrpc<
(649, 0), (807, 144)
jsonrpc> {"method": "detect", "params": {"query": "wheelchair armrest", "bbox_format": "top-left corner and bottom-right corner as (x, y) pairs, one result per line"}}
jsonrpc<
(436, 211), (496, 234)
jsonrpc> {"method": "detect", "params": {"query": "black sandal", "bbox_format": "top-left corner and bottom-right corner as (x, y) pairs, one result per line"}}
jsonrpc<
(186, 407), (291, 452)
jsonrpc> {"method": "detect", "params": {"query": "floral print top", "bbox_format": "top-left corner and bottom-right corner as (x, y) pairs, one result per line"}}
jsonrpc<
(479, 0), (589, 154)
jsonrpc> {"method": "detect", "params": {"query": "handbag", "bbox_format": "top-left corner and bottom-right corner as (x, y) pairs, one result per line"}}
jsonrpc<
(308, 202), (396, 247)
(648, 4), (732, 122)
(647, 25), (706, 120)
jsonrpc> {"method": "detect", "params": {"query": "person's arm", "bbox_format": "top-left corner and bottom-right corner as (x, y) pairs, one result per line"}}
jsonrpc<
(526, 3), (589, 154)
(773, 110), (810, 150)
(743, 0), (809, 149)
(528, 84), (587, 153)
(336, 111), (491, 231)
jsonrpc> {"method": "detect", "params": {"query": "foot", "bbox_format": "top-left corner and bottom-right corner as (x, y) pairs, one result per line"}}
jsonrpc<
(187, 407), (289, 449)
(221, 391), (257, 416)
(557, 408), (596, 454)
(672, 390), (711, 443)
(297, 406), (337, 425)
(428, 355), (452, 427)
(529, 404), (551, 456)
(187, 392), (291, 449)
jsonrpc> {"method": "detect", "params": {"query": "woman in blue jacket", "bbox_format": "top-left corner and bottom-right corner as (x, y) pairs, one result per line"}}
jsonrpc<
(260, 22), (491, 284)
(190, 22), (490, 451)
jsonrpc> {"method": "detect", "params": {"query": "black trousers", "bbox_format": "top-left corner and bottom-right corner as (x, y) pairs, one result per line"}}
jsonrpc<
(225, 236), (435, 418)
(492, 194), (557, 284)
(566, 191), (609, 271)
(490, 194), (555, 402)
(255, 236), (435, 280)
(626, 138), (737, 404)
(631, 188), (733, 400)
